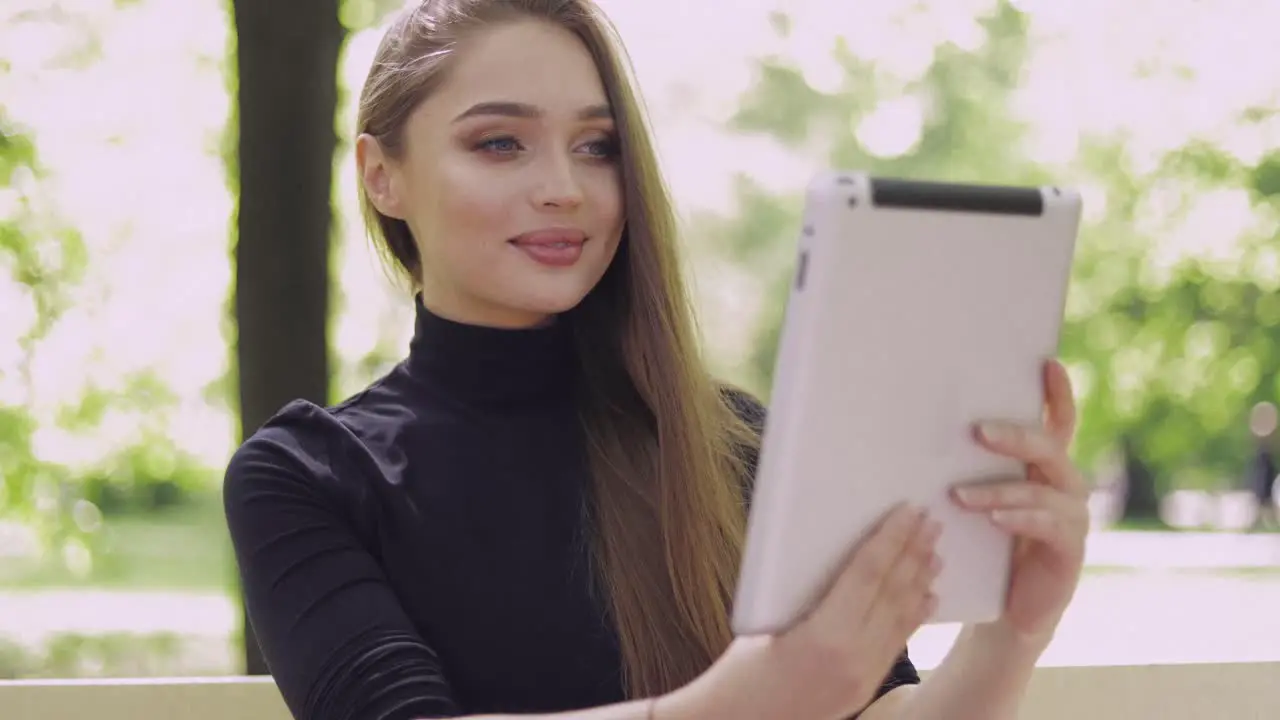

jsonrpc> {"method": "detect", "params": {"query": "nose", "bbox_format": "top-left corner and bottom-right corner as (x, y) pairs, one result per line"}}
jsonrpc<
(531, 153), (584, 210)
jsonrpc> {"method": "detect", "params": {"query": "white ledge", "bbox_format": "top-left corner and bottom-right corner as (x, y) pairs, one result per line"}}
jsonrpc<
(2, 662), (1277, 720)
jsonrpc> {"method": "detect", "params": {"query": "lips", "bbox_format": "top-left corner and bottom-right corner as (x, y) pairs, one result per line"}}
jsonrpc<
(510, 229), (588, 248)
(509, 228), (588, 268)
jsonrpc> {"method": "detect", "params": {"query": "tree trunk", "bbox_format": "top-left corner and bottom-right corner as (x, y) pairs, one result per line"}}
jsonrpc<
(1120, 437), (1160, 523)
(230, 0), (345, 676)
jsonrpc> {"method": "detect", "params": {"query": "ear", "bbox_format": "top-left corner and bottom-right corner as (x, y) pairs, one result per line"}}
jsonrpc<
(356, 133), (408, 220)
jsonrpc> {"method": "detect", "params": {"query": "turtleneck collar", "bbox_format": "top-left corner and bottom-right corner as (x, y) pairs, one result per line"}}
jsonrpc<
(405, 295), (578, 408)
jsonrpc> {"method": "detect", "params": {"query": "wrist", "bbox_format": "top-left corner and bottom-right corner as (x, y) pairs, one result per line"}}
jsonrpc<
(649, 683), (707, 720)
(968, 618), (1055, 658)
(650, 639), (774, 720)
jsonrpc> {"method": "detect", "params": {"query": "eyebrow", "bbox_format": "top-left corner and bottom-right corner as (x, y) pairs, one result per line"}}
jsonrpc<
(452, 101), (614, 123)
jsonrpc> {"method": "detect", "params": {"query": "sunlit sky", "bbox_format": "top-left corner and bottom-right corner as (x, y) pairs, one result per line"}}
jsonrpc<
(2, 0), (1279, 472)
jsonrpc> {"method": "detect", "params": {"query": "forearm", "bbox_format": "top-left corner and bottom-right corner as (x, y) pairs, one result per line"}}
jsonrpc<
(898, 622), (1050, 720)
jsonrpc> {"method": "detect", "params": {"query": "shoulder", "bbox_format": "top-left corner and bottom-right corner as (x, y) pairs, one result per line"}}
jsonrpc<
(718, 383), (767, 435)
(223, 399), (363, 503)
(716, 384), (767, 500)
(223, 369), (417, 509)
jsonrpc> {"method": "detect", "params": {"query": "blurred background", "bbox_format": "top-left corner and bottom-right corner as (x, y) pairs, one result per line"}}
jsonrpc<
(1, 0), (1278, 680)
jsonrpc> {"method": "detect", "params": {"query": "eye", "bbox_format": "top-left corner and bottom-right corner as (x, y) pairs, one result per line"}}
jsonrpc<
(474, 135), (524, 156)
(579, 135), (619, 160)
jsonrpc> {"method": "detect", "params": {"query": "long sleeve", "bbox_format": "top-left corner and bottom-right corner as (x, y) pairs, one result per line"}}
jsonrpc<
(868, 649), (921, 701)
(224, 416), (462, 720)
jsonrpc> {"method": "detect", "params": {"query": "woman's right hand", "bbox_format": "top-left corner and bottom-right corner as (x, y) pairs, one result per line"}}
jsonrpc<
(659, 504), (941, 720)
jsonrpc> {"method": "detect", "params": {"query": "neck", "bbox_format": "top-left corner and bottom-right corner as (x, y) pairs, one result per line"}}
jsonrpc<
(416, 290), (554, 330)
(406, 294), (578, 408)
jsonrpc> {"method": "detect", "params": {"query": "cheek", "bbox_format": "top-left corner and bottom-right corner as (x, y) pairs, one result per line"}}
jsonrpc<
(434, 162), (520, 241)
(411, 158), (519, 271)
(586, 166), (625, 236)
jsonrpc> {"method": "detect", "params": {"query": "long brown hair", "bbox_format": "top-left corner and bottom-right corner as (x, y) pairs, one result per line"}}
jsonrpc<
(356, 0), (760, 698)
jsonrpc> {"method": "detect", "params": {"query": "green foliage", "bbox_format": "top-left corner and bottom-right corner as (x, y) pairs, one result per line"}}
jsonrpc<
(710, 0), (1280, 490)
(1, 96), (212, 590)
(78, 438), (215, 515)
(0, 122), (37, 181)
(0, 632), (203, 679)
(1163, 140), (1246, 185)
(213, 0), (241, 427)
(4, 491), (230, 590)
(340, 0), (406, 31)
(1250, 151), (1280, 201)
(0, 109), (95, 559)
(1061, 127), (1280, 486)
(709, 1), (1048, 393)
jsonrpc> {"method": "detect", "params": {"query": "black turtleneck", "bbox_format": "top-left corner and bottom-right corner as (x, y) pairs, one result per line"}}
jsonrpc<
(223, 299), (919, 720)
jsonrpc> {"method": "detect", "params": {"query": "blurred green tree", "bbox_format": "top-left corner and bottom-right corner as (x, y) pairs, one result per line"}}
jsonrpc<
(698, 1), (1046, 399)
(701, 2), (1047, 394)
(0, 110), (94, 562)
(1, 2), (217, 585)
(701, 1), (1280, 510)
(1063, 122), (1280, 501)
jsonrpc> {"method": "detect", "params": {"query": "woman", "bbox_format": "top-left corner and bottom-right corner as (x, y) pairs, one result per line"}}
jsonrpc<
(223, 1), (1091, 718)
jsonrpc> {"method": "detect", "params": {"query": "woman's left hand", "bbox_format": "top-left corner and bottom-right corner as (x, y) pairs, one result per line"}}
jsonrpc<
(950, 358), (1090, 641)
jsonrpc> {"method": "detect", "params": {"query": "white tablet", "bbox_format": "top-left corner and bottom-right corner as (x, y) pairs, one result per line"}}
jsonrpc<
(732, 172), (1081, 636)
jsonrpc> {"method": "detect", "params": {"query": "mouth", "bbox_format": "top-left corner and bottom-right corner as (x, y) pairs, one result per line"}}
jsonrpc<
(509, 240), (582, 249)
(508, 228), (589, 267)
(508, 228), (589, 248)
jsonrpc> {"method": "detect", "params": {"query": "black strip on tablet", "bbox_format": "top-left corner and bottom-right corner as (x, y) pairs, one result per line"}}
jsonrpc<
(869, 177), (1045, 216)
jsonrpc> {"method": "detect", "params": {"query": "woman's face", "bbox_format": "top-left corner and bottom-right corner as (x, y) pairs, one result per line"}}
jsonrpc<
(359, 19), (626, 328)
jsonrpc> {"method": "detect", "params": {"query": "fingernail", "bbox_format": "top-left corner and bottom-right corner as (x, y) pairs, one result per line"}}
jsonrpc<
(991, 509), (1017, 524)
(978, 422), (1009, 443)
(913, 512), (931, 535)
(956, 487), (985, 504)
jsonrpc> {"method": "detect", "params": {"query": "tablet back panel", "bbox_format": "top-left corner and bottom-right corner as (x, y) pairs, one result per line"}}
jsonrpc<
(732, 173), (1081, 636)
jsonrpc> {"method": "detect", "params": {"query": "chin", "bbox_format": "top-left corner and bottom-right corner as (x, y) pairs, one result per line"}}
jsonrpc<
(482, 273), (600, 323)
(479, 248), (617, 324)
(510, 282), (596, 317)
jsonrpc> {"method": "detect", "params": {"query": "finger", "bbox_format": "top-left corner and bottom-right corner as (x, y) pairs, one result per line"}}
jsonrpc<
(911, 561), (942, 625)
(823, 504), (926, 623)
(904, 532), (943, 621)
(860, 518), (940, 656)
(950, 479), (1059, 510)
(866, 516), (939, 622)
(987, 498), (1089, 556)
(876, 516), (941, 602)
(1043, 359), (1077, 443)
(953, 481), (1091, 557)
(974, 421), (1087, 497)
